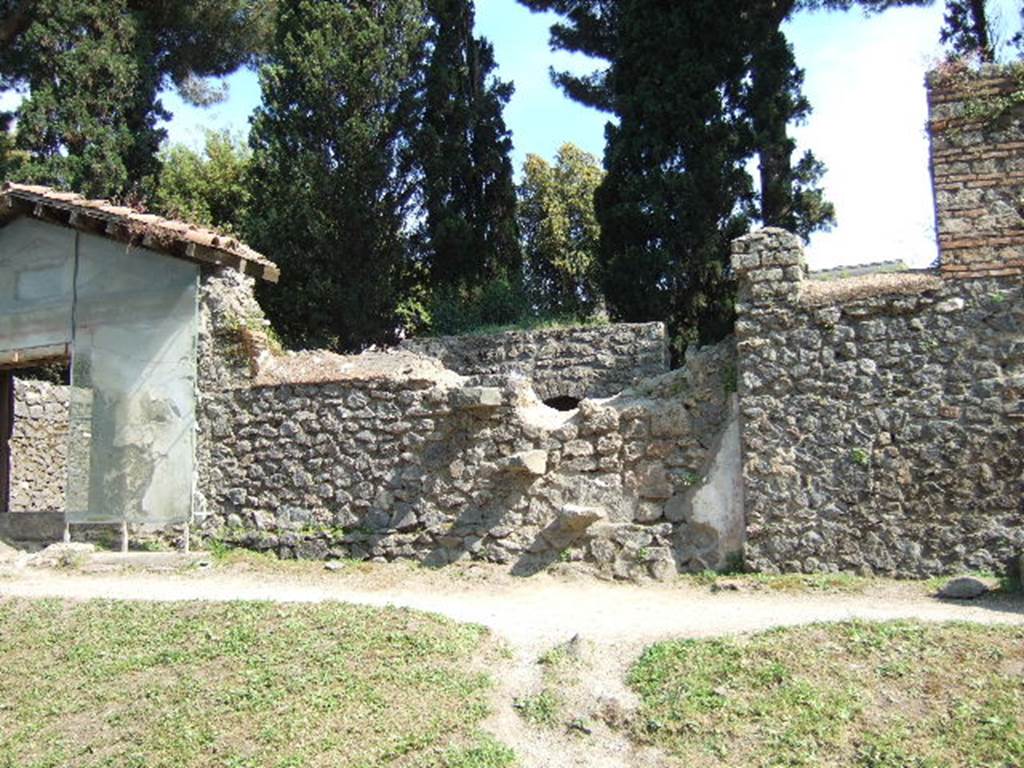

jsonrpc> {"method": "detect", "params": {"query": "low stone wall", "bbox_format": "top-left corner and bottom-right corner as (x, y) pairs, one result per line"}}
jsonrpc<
(9, 378), (68, 513)
(400, 323), (670, 401)
(733, 229), (1023, 577)
(196, 341), (741, 579)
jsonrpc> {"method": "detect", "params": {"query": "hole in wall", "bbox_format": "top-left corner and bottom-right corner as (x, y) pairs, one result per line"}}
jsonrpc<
(543, 395), (581, 412)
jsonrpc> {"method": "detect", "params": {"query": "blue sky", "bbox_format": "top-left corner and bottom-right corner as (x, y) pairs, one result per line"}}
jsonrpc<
(9, 1), (1022, 269)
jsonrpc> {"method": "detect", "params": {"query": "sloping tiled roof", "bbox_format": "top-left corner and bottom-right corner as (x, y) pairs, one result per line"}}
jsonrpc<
(0, 182), (279, 283)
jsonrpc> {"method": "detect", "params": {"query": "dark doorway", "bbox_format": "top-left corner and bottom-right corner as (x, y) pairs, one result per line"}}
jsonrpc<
(543, 395), (581, 412)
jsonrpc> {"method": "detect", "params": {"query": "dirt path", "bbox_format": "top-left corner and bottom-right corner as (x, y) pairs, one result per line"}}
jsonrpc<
(1, 564), (1019, 647)
(1, 559), (1021, 767)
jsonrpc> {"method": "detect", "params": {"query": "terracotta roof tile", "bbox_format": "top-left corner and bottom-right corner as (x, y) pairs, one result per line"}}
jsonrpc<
(0, 182), (279, 283)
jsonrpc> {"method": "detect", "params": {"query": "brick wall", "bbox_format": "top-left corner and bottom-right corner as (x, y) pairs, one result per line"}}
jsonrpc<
(928, 64), (1024, 278)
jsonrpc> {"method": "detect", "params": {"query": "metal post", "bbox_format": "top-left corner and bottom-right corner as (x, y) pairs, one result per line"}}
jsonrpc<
(121, 520), (128, 554)
(183, 522), (191, 554)
(0, 370), (13, 517)
(62, 520), (70, 543)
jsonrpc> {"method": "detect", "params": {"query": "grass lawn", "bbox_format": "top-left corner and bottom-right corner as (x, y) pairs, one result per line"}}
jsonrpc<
(629, 620), (1024, 768)
(0, 598), (514, 768)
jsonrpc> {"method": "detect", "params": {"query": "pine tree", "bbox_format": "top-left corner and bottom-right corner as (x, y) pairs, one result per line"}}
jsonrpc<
(418, 0), (520, 289)
(0, 0), (274, 199)
(245, 0), (429, 351)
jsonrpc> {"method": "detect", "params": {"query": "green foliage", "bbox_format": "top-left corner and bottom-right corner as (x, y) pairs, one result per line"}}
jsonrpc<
(246, 0), (429, 351)
(440, 736), (517, 768)
(154, 130), (252, 232)
(518, 0), (925, 351)
(0, 112), (23, 180)
(513, 689), (561, 728)
(850, 447), (872, 466)
(941, 0), (996, 62)
(418, 0), (521, 290)
(1, 0), (274, 200)
(518, 143), (605, 319)
(422, 274), (533, 337)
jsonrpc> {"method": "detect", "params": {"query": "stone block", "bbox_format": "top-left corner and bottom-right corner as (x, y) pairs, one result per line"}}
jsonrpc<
(453, 386), (503, 410)
(503, 450), (548, 476)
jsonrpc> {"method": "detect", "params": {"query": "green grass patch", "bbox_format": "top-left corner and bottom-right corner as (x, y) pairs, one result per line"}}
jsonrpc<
(629, 620), (1024, 767)
(684, 571), (872, 594)
(513, 638), (589, 731)
(445, 313), (609, 339)
(0, 598), (513, 768)
(513, 689), (561, 729)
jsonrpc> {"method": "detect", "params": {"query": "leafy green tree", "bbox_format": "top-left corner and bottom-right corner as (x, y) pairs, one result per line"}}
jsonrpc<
(418, 0), (520, 289)
(0, 0), (275, 199)
(0, 113), (20, 180)
(246, 0), (429, 351)
(153, 131), (251, 232)
(518, 144), (605, 318)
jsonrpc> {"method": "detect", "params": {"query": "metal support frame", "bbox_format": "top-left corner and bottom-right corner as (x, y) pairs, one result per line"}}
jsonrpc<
(0, 370), (12, 516)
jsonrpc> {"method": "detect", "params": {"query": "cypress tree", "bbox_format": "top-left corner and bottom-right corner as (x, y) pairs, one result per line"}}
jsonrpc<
(595, 0), (754, 349)
(418, 0), (520, 289)
(519, 0), (927, 347)
(745, 15), (835, 241)
(940, 1), (995, 61)
(246, 0), (429, 351)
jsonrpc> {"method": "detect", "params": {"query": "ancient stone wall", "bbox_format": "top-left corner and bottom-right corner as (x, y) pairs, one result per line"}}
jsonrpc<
(9, 378), (68, 513)
(400, 323), (670, 401)
(195, 339), (741, 580)
(733, 228), (1023, 577)
(928, 64), (1024, 278)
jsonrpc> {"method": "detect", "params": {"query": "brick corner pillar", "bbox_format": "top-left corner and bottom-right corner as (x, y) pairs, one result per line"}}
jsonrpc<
(927, 64), (1024, 279)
